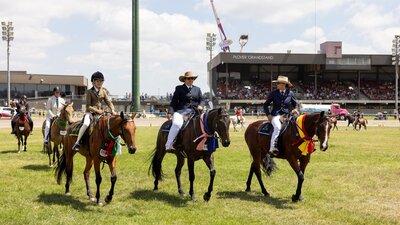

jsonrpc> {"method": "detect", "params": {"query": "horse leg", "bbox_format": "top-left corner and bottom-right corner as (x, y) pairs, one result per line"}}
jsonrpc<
(83, 158), (95, 202)
(203, 154), (216, 201)
(245, 164), (254, 192)
(105, 158), (117, 204)
(52, 145), (57, 167)
(23, 135), (27, 151)
(17, 136), (21, 153)
(47, 143), (52, 167)
(94, 161), (103, 206)
(175, 155), (185, 196)
(287, 156), (305, 202)
(187, 159), (197, 201)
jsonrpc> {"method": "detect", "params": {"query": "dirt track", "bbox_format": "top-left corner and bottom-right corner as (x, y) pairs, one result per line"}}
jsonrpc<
(1, 116), (399, 129)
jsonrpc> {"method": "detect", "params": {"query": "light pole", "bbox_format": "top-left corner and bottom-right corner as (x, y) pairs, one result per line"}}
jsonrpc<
(206, 33), (216, 103)
(392, 35), (399, 118)
(239, 34), (248, 53)
(2, 21), (14, 106)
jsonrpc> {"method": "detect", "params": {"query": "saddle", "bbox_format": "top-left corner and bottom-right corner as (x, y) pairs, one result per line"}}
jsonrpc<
(258, 115), (293, 154)
(70, 114), (103, 146)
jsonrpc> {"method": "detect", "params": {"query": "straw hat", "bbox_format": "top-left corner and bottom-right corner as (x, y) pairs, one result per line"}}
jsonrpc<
(179, 71), (198, 82)
(272, 75), (293, 87)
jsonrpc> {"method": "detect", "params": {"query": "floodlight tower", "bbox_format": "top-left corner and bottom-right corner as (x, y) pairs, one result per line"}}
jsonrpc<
(2, 21), (14, 106)
(206, 33), (217, 101)
(392, 35), (400, 117)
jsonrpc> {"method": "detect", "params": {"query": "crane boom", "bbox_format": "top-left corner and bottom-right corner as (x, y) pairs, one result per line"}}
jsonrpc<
(210, 0), (232, 52)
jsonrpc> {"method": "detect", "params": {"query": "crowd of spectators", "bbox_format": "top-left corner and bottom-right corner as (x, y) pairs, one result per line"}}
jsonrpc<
(359, 80), (396, 100)
(297, 80), (358, 100)
(216, 79), (271, 100)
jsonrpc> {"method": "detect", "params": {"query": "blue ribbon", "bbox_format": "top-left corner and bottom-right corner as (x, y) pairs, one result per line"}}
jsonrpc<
(203, 111), (219, 153)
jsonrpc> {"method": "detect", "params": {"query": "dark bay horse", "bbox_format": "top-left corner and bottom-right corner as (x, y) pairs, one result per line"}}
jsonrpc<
(41, 102), (74, 167)
(244, 111), (331, 202)
(346, 115), (355, 128)
(56, 112), (137, 206)
(150, 108), (231, 201)
(13, 106), (31, 153)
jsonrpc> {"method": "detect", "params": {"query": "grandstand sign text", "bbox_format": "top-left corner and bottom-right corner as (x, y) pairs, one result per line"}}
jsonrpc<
(232, 54), (274, 61)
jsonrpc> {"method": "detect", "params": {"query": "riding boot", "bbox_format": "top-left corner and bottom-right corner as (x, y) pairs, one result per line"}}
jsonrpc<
(10, 120), (16, 134)
(165, 124), (180, 151)
(73, 124), (88, 151)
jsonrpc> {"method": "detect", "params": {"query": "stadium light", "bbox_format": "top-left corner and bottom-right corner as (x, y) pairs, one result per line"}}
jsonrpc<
(239, 34), (248, 53)
(206, 33), (217, 102)
(1, 21), (14, 107)
(392, 35), (400, 118)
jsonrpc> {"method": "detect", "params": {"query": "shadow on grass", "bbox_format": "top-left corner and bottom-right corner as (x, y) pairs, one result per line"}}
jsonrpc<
(22, 164), (50, 171)
(37, 192), (93, 211)
(217, 191), (293, 209)
(0, 150), (19, 154)
(131, 189), (189, 207)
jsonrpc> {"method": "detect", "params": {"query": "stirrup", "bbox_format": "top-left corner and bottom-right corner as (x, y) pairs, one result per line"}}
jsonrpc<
(72, 143), (80, 151)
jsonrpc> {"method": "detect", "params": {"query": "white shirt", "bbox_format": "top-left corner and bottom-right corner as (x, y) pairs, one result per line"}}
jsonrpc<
(46, 96), (66, 119)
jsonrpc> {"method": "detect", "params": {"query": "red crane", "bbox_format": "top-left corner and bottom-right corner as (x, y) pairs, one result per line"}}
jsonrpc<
(210, 0), (232, 52)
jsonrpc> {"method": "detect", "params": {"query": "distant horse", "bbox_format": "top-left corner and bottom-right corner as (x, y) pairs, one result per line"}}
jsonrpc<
(346, 115), (355, 128)
(150, 108), (231, 201)
(230, 115), (246, 132)
(354, 118), (368, 130)
(56, 112), (137, 206)
(41, 102), (74, 167)
(244, 111), (331, 202)
(13, 106), (31, 153)
(329, 116), (338, 130)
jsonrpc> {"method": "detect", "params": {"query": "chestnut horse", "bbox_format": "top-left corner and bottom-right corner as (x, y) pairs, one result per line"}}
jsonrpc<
(41, 102), (74, 167)
(244, 111), (331, 202)
(150, 108), (231, 201)
(56, 112), (137, 206)
(13, 106), (31, 153)
(354, 118), (368, 130)
(329, 116), (338, 130)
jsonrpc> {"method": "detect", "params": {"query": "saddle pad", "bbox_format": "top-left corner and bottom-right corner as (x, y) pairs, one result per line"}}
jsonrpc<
(161, 120), (172, 132)
(258, 122), (273, 136)
(70, 122), (83, 136)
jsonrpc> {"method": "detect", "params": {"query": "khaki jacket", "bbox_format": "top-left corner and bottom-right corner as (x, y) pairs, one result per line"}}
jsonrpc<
(85, 87), (115, 114)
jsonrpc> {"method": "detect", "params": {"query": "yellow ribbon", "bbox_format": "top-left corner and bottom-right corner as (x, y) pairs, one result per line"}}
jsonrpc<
(296, 115), (312, 156)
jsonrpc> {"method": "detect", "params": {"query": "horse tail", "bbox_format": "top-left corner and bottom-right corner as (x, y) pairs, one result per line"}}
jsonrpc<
(365, 119), (368, 124)
(148, 131), (165, 181)
(55, 152), (66, 185)
(261, 154), (276, 176)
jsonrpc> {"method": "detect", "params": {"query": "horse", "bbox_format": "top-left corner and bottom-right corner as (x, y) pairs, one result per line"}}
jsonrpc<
(55, 112), (137, 206)
(354, 118), (368, 130)
(41, 102), (74, 167)
(346, 115), (355, 128)
(150, 108), (231, 201)
(13, 106), (31, 153)
(328, 116), (338, 130)
(244, 111), (331, 202)
(230, 115), (246, 132)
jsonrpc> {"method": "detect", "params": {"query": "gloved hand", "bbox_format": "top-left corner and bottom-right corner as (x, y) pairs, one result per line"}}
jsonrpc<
(167, 114), (173, 120)
(97, 109), (104, 115)
(111, 111), (117, 116)
(197, 105), (203, 111)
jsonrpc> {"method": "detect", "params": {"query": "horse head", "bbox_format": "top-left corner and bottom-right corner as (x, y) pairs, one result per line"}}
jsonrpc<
(209, 108), (231, 147)
(310, 111), (332, 151)
(118, 111), (137, 154)
(18, 106), (27, 121)
(60, 102), (74, 124)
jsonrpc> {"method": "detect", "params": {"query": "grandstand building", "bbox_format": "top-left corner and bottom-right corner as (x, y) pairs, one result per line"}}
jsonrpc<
(209, 42), (398, 114)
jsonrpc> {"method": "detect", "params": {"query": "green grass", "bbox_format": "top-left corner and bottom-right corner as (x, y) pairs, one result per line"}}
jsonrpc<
(0, 125), (399, 225)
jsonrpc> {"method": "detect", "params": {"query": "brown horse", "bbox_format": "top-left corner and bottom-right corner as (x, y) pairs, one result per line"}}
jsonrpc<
(244, 111), (331, 202)
(354, 118), (367, 130)
(329, 116), (338, 130)
(13, 106), (31, 153)
(41, 102), (74, 167)
(150, 108), (231, 201)
(56, 112), (137, 206)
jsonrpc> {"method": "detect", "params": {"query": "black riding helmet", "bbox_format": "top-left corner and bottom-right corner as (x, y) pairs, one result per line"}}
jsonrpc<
(91, 71), (104, 82)
(21, 95), (27, 100)
(53, 86), (61, 92)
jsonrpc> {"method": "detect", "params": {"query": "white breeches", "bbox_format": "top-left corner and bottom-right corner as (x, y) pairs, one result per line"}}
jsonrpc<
(270, 115), (282, 151)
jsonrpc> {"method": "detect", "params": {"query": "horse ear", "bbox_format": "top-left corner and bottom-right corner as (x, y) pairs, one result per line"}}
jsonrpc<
(131, 112), (137, 120)
(218, 108), (222, 114)
(70, 102), (74, 106)
(120, 111), (124, 119)
(318, 111), (325, 122)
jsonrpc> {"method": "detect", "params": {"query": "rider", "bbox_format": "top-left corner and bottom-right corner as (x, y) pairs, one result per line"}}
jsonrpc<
(44, 86), (65, 144)
(235, 107), (243, 124)
(165, 71), (205, 151)
(72, 71), (117, 153)
(263, 75), (299, 156)
(11, 95), (34, 134)
(354, 110), (361, 125)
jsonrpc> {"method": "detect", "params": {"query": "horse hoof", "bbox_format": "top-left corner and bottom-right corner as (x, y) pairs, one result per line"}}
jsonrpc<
(97, 202), (103, 206)
(245, 187), (251, 192)
(105, 196), (112, 204)
(191, 195), (197, 202)
(65, 192), (71, 196)
(89, 197), (96, 202)
(179, 190), (186, 197)
(263, 192), (270, 197)
(50, 164), (54, 168)
(291, 194), (304, 202)
(203, 193), (211, 202)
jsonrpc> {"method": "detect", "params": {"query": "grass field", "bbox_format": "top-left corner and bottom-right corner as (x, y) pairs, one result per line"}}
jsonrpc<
(0, 125), (399, 225)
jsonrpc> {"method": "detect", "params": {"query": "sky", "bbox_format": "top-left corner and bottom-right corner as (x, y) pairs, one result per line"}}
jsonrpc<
(1, 0), (400, 96)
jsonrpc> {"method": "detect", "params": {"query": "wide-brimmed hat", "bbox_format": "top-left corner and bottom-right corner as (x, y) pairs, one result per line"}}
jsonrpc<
(272, 75), (293, 87)
(179, 71), (198, 82)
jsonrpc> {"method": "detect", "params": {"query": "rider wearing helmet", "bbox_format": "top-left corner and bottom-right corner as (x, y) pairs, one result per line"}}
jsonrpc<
(11, 95), (34, 134)
(43, 86), (66, 144)
(72, 71), (117, 153)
